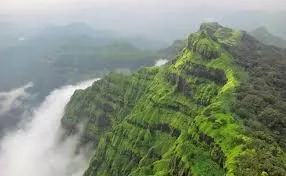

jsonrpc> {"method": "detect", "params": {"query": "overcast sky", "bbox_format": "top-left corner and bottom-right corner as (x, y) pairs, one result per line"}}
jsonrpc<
(0, 0), (285, 41)
(1, 0), (286, 14)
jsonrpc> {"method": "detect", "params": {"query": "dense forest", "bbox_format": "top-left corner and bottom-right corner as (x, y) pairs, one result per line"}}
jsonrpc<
(62, 23), (286, 175)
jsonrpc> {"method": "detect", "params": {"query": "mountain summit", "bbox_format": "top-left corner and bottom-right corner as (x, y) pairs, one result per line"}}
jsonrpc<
(62, 23), (286, 176)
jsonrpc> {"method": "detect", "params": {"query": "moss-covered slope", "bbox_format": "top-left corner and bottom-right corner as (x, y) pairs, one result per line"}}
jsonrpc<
(62, 22), (286, 176)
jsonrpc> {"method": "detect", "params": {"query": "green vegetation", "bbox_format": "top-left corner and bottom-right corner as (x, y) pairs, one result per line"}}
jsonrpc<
(62, 22), (286, 176)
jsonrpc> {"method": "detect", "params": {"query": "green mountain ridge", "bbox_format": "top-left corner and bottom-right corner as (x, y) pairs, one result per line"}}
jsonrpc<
(62, 22), (286, 176)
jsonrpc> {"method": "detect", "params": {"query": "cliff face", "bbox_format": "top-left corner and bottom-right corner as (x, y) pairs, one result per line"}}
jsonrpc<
(62, 23), (286, 176)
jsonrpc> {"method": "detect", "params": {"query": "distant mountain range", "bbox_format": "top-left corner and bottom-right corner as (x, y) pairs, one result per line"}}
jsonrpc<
(250, 26), (286, 48)
(220, 11), (286, 40)
(0, 22), (171, 92)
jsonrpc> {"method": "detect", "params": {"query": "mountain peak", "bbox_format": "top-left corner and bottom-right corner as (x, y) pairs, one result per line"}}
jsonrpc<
(199, 22), (224, 35)
(252, 26), (268, 33)
(188, 22), (240, 59)
(251, 26), (271, 37)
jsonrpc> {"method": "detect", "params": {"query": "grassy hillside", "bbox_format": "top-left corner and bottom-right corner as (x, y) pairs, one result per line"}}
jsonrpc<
(62, 22), (286, 176)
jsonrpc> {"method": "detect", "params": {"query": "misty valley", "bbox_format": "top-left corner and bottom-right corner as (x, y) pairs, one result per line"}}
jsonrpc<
(0, 1), (286, 176)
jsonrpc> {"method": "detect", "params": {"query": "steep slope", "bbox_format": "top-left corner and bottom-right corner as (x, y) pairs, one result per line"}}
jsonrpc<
(250, 27), (286, 48)
(62, 22), (286, 176)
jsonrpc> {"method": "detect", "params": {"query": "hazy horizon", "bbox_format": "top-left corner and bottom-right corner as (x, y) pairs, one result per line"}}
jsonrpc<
(1, 0), (286, 13)
(1, 0), (286, 41)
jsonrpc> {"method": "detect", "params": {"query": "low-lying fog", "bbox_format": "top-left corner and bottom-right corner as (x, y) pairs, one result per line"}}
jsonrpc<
(0, 79), (98, 176)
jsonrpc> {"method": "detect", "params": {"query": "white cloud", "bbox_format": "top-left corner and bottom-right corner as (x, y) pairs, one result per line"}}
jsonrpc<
(0, 82), (33, 116)
(0, 79), (99, 176)
(0, 0), (285, 13)
(155, 59), (169, 67)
